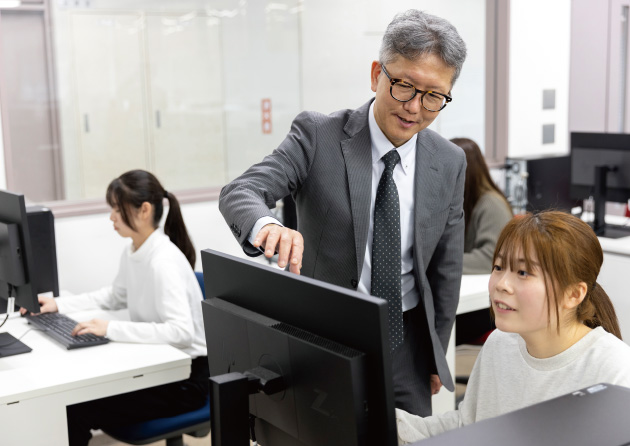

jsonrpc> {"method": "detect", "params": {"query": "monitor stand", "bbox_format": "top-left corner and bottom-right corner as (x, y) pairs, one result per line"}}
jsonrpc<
(598, 224), (630, 239)
(591, 165), (627, 238)
(0, 332), (32, 357)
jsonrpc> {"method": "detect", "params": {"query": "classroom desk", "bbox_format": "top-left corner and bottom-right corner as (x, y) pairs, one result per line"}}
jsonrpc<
(0, 309), (191, 446)
(597, 231), (630, 345)
(432, 274), (491, 414)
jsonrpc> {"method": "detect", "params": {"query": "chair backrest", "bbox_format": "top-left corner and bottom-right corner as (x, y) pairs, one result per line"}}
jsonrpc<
(195, 271), (206, 299)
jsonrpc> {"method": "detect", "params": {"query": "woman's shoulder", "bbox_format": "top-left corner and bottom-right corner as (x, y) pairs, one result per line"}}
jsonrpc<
(477, 190), (509, 208)
(591, 328), (630, 355)
(473, 191), (512, 218)
(479, 329), (520, 351)
(149, 233), (192, 269)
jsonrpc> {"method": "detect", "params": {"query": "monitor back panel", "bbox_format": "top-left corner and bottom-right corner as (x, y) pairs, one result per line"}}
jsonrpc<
(26, 206), (59, 296)
(416, 384), (630, 446)
(201, 249), (397, 446)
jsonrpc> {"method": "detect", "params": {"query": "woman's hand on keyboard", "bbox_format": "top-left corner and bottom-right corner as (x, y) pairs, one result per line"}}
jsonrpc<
(19, 296), (58, 316)
(71, 318), (109, 337)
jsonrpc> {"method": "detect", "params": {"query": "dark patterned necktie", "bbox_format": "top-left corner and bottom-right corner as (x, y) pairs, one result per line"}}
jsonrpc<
(371, 149), (403, 352)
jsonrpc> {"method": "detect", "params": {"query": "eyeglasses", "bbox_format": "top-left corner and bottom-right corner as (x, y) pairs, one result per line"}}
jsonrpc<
(380, 64), (452, 112)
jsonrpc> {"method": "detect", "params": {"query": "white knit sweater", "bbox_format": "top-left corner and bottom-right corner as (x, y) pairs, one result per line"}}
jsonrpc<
(397, 327), (630, 444)
(56, 230), (207, 358)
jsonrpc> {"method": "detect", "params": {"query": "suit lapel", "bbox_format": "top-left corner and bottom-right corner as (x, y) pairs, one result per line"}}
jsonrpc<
(341, 101), (373, 278)
(413, 130), (441, 279)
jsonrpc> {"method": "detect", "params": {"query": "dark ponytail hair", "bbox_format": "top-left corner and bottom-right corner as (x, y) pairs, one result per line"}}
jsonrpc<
(450, 137), (512, 231)
(492, 211), (622, 339)
(106, 170), (196, 269)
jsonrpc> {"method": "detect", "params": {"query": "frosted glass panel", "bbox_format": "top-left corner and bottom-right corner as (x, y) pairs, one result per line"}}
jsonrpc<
(71, 13), (149, 199)
(146, 15), (226, 189)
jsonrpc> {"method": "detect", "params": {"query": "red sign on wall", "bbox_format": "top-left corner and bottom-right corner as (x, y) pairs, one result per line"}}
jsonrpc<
(262, 98), (272, 134)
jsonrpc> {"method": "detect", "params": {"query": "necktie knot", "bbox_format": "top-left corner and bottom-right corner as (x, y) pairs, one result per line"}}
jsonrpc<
(382, 150), (400, 173)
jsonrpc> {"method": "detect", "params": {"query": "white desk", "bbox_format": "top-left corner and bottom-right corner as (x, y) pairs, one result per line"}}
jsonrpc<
(597, 230), (630, 345)
(0, 310), (191, 446)
(432, 274), (491, 414)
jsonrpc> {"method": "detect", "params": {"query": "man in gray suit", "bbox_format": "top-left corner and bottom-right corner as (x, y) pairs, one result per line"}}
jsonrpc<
(219, 9), (467, 417)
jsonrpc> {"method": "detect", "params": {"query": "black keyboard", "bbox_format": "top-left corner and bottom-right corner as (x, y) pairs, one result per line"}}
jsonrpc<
(25, 313), (110, 350)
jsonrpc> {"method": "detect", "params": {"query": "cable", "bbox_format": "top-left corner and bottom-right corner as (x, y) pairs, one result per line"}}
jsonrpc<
(0, 284), (14, 329)
(0, 313), (8, 330)
(0, 328), (38, 348)
(249, 414), (258, 445)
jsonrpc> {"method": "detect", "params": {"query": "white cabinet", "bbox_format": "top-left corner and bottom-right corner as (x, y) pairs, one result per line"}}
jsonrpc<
(71, 13), (148, 198)
(69, 12), (226, 198)
(146, 15), (226, 190)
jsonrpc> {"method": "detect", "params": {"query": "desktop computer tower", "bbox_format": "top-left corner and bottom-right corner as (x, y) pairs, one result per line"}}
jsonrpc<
(505, 155), (582, 213)
(25, 206), (59, 297)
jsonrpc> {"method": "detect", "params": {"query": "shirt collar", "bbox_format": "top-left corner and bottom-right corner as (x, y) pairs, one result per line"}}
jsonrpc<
(368, 101), (416, 175)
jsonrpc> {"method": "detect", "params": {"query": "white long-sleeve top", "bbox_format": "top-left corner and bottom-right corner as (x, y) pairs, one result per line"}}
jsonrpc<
(56, 229), (207, 358)
(397, 327), (630, 444)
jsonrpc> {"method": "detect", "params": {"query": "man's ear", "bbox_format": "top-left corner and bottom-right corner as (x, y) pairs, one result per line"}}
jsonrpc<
(563, 282), (588, 310)
(370, 60), (382, 93)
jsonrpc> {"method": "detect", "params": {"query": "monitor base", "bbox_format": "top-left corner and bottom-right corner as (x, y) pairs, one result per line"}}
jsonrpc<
(0, 332), (32, 357)
(592, 223), (630, 239)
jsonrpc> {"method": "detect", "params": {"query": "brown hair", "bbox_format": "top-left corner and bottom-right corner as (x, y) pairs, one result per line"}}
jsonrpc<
(106, 170), (196, 269)
(492, 211), (621, 339)
(450, 137), (512, 231)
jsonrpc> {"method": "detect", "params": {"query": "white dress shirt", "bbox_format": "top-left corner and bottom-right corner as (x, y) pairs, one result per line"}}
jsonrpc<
(359, 101), (419, 312)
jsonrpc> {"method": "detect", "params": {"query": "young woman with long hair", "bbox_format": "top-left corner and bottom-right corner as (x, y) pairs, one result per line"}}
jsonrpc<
(451, 137), (513, 274)
(397, 211), (630, 443)
(29, 170), (207, 446)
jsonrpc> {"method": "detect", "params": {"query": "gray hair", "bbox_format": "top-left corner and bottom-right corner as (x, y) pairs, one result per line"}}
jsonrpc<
(379, 10), (467, 86)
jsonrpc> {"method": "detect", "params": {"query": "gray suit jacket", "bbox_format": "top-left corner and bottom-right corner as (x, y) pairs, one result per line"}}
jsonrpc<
(219, 99), (465, 391)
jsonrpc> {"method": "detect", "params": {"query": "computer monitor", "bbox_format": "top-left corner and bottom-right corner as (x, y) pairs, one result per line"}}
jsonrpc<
(526, 155), (582, 212)
(570, 132), (630, 237)
(201, 249), (397, 446)
(414, 383), (630, 445)
(0, 190), (60, 357)
(0, 190), (40, 314)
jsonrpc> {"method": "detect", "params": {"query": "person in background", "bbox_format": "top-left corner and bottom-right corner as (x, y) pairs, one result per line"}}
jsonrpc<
(396, 211), (630, 443)
(219, 9), (467, 417)
(25, 170), (207, 446)
(451, 137), (513, 274)
(451, 137), (513, 345)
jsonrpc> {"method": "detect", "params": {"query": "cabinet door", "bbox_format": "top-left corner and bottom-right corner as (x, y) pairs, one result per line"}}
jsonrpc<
(146, 15), (225, 190)
(71, 13), (148, 199)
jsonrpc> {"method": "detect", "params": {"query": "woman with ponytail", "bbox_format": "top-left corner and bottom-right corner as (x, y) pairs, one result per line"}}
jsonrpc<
(397, 211), (630, 444)
(30, 170), (207, 446)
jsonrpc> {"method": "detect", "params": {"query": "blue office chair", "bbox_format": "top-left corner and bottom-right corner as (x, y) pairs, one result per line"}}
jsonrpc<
(103, 271), (210, 446)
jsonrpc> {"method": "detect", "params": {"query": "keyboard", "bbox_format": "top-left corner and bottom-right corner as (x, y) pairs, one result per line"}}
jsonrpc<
(25, 313), (110, 350)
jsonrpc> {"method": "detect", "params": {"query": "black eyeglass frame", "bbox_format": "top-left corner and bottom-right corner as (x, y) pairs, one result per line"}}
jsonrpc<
(380, 64), (452, 112)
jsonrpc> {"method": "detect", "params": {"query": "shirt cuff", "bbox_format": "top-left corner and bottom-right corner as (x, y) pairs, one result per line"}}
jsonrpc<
(248, 216), (284, 248)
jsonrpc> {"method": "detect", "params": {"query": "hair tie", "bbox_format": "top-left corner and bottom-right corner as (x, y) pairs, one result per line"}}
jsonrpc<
(163, 190), (169, 199)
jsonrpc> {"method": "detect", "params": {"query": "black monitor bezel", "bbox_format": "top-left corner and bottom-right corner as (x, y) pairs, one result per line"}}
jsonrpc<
(0, 190), (40, 313)
(570, 132), (630, 203)
(201, 248), (397, 446)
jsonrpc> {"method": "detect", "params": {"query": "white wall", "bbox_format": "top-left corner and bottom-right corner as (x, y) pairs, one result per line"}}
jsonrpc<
(507, 0), (572, 158)
(55, 200), (247, 293)
(0, 107), (6, 189)
(301, 0), (486, 146)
